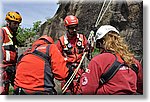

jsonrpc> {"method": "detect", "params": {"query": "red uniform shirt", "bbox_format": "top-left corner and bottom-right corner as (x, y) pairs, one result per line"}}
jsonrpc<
(80, 53), (143, 94)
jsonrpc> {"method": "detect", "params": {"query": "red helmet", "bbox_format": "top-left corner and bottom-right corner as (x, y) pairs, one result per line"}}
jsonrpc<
(32, 35), (54, 47)
(38, 35), (54, 44)
(64, 15), (78, 27)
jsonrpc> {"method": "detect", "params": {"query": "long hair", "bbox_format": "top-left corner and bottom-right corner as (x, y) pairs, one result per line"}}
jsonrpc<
(103, 31), (134, 66)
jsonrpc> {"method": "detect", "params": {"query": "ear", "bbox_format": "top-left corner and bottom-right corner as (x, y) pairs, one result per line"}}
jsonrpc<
(6, 21), (10, 26)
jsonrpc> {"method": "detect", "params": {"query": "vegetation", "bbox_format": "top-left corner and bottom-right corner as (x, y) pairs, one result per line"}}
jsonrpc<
(16, 21), (42, 47)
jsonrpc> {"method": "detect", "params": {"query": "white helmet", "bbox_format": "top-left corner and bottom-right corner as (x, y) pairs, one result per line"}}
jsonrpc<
(95, 25), (119, 41)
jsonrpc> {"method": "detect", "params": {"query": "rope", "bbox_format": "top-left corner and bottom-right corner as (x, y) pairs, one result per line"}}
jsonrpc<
(95, 0), (107, 27)
(62, 52), (87, 93)
(95, 0), (112, 27)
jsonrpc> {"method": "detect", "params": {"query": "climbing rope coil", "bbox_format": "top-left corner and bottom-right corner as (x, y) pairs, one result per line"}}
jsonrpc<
(62, 0), (112, 94)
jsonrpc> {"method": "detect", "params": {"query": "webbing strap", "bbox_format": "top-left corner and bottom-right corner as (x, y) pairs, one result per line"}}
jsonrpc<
(99, 54), (139, 85)
(131, 64), (139, 75)
(3, 45), (16, 51)
(32, 50), (50, 62)
(100, 60), (123, 84)
(17, 44), (50, 63)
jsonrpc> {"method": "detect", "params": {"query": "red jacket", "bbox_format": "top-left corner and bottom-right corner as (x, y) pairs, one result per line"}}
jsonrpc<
(14, 44), (69, 92)
(80, 52), (143, 95)
(0, 26), (18, 68)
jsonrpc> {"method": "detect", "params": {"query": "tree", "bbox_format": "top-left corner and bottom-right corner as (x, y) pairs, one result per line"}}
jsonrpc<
(16, 21), (41, 46)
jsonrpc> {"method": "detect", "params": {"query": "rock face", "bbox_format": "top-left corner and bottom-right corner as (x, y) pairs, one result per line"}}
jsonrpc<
(39, 0), (142, 61)
(21, 0), (143, 61)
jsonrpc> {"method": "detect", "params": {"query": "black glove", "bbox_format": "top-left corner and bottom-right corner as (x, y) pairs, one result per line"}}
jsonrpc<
(5, 65), (16, 86)
(65, 65), (74, 82)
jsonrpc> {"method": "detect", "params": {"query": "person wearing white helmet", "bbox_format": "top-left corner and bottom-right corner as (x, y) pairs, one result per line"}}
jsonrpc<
(80, 25), (143, 95)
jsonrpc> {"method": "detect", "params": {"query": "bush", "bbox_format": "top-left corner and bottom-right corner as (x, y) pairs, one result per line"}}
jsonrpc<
(16, 21), (41, 47)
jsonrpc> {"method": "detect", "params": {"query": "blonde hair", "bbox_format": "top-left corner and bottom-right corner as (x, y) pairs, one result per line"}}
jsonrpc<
(103, 32), (134, 66)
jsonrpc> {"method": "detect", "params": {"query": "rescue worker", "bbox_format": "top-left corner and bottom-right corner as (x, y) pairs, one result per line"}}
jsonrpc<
(0, 11), (22, 94)
(56, 15), (89, 94)
(80, 25), (143, 95)
(14, 35), (69, 95)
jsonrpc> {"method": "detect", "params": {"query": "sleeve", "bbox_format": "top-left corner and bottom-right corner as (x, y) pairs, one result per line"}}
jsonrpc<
(80, 59), (101, 94)
(56, 39), (63, 53)
(0, 29), (4, 62)
(134, 58), (143, 94)
(50, 44), (69, 80)
(83, 35), (88, 47)
(0, 29), (4, 45)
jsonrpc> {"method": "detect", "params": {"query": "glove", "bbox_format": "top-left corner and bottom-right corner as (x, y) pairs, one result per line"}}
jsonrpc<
(91, 26), (98, 36)
(65, 65), (74, 82)
(5, 65), (16, 86)
(83, 44), (90, 52)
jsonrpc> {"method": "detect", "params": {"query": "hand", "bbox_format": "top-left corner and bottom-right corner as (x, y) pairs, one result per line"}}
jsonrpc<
(91, 26), (98, 36)
(83, 44), (90, 52)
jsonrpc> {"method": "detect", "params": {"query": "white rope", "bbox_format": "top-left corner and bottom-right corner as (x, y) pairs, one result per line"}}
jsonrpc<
(95, 0), (107, 27)
(95, 0), (112, 27)
(62, 52), (87, 93)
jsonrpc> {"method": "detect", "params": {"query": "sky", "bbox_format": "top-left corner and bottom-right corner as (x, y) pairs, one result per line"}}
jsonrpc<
(0, 0), (59, 28)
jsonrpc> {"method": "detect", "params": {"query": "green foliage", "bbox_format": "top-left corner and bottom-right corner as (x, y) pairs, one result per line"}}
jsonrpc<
(16, 21), (41, 46)
(92, 47), (99, 57)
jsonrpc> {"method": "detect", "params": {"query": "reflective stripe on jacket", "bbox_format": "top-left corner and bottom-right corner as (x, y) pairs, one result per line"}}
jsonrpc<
(57, 33), (87, 63)
(0, 27), (17, 67)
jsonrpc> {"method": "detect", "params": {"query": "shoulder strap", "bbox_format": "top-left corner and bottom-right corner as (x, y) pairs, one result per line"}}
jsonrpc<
(2, 27), (13, 38)
(131, 64), (139, 75)
(58, 38), (64, 48)
(32, 44), (50, 62)
(17, 48), (32, 62)
(99, 54), (139, 85)
(17, 44), (51, 63)
(99, 54), (124, 84)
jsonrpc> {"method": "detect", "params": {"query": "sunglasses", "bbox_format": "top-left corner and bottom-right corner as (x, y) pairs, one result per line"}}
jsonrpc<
(67, 25), (78, 30)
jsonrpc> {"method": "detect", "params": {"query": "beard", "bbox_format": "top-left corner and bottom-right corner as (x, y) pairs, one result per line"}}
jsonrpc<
(68, 30), (77, 37)
(10, 27), (18, 33)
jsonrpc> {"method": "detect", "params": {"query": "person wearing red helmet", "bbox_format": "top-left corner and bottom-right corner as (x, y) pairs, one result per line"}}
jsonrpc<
(56, 15), (88, 94)
(14, 35), (69, 95)
(80, 25), (143, 95)
(0, 11), (22, 94)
